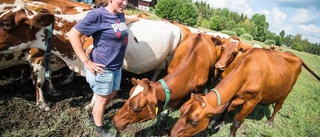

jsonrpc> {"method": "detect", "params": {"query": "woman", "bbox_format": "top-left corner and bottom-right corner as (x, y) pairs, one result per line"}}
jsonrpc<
(68, 0), (139, 136)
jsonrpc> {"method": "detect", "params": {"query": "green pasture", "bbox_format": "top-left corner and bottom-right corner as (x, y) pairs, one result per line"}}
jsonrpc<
(2, 9), (319, 137)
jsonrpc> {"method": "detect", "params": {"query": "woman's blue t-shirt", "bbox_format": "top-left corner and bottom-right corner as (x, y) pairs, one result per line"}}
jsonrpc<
(74, 7), (128, 70)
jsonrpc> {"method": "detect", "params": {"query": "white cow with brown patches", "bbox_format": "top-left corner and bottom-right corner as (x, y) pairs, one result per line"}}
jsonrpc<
(1, 0), (188, 111)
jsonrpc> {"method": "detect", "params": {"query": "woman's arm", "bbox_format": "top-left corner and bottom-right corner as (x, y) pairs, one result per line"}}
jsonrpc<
(67, 28), (105, 74)
(125, 15), (140, 24)
(67, 28), (88, 64)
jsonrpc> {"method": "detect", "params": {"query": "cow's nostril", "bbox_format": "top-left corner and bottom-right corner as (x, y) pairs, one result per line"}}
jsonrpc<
(215, 64), (219, 68)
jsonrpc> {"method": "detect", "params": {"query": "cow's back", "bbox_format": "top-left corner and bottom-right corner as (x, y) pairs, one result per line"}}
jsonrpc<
(25, 0), (92, 14)
(122, 19), (182, 74)
(222, 48), (303, 104)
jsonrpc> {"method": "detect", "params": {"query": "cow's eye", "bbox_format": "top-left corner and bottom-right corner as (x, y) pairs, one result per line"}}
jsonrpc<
(189, 121), (199, 126)
(130, 105), (141, 112)
(221, 47), (225, 51)
(0, 21), (12, 28)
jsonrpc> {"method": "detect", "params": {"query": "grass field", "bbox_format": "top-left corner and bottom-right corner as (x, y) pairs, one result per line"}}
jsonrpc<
(1, 9), (319, 137)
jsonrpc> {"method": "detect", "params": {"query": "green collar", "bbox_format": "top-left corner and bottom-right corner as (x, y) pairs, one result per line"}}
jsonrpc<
(159, 79), (170, 112)
(211, 88), (221, 105)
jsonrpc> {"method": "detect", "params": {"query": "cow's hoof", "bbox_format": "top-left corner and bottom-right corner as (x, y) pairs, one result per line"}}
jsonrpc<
(266, 120), (273, 128)
(214, 121), (225, 131)
(38, 102), (50, 111)
(208, 119), (216, 129)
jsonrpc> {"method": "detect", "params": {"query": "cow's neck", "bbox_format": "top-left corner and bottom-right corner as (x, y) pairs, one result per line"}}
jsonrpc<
(153, 69), (207, 109)
(207, 68), (244, 107)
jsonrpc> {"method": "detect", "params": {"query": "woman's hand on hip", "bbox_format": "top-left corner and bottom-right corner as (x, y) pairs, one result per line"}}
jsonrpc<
(84, 59), (105, 75)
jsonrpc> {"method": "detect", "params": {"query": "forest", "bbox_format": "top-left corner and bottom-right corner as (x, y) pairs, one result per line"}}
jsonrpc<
(152, 0), (320, 55)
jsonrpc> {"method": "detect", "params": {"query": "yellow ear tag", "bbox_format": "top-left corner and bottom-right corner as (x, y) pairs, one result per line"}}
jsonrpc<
(155, 107), (158, 115)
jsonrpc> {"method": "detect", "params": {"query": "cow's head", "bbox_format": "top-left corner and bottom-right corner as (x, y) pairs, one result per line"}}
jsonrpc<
(170, 93), (228, 137)
(113, 78), (158, 131)
(215, 36), (252, 70)
(0, 6), (54, 52)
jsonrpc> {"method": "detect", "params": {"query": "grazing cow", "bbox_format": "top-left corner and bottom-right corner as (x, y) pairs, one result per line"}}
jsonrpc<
(214, 36), (252, 71)
(1, 0), (188, 111)
(171, 48), (320, 137)
(112, 33), (223, 131)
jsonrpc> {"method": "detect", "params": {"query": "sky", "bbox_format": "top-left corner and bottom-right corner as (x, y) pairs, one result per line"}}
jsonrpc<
(193, 0), (320, 44)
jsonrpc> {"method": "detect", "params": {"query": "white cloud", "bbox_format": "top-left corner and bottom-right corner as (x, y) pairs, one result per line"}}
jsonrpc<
(291, 9), (314, 23)
(193, 0), (320, 43)
(297, 24), (320, 41)
(243, 8), (253, 17)
(260, 8), (286, 25)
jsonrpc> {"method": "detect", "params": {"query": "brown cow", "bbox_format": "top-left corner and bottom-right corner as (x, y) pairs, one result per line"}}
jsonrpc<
(112, 33), (223, 131)
(214, 36), (252, 71)
(171, 48), (320, 137)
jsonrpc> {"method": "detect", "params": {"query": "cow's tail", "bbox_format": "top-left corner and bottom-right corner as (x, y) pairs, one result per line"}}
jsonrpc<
(302, 61), (320, 81)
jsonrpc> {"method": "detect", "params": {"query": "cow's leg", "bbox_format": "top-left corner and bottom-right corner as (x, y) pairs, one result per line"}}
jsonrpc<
(266, 99), (285, 127)
(28, 49), (50, 111)
(209, 99), (244, 129)
(45, 77), (60, 96)
(151, 69), (161, 81)
(32, 70), (50, 111)
(20, 66), (31, 84)
(60, 71), (75, 85)
(230, 100), (258, 137)
(155, 109), (170, 125)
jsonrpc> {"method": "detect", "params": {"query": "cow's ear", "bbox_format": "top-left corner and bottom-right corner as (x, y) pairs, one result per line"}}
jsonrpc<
(131, 78), (139, 85)
(14, 10), (28, 26)
(181, 94), (195, 111)
(28, 13), (55, 28)
(240, 43), (252, 52)
(211, 36), (223, 45)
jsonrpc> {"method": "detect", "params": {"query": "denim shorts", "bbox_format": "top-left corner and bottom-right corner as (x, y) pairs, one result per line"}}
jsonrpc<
(85, 68), (121, 96)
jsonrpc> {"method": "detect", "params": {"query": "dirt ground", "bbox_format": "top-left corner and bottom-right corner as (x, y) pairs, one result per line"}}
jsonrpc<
(0, 67), (171, 137)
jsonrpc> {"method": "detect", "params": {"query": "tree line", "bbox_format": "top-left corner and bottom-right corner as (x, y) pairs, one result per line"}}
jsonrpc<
(151, 0), (320, 55)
